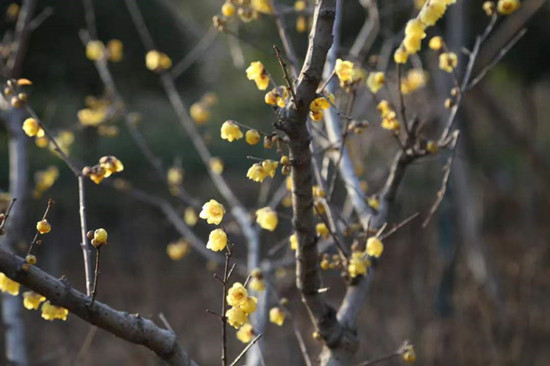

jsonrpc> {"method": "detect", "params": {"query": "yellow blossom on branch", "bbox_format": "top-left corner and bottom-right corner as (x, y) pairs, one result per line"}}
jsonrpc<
(239, 296), (258, 314)
(199, 199), (225, 225)
(221, 120), (244, 142)
(316, 223), (329, 238)
(86, 40), (105, 61)
(22, 291), (46, 310)
(226, 307), (248, 328)
(348, 252), (369, 278)
(246, 61), (270, 90)
(365, 237), (384, 258)
(145, 50), (172, 72)
(256, 207), (278, 231)
(41, 301), (69, 321)
(166, 239), (190, 261)
(439, 52), (458, 73)
(249, 268), (265, 292)
(366, 72), (386, 94)
(289, 233), (298, 250)
(236, 323), (255, 343)
(269, 307), (285, 326)
(184, 207), (198, 226)
(207, 229), (227, 252)
(36, 219), (51, 234)
(227, 282), (248, 307)
(245, 129), (261, 145)
(246, 163), (268, 183)
(0, 273), (20, 296)
(22, 118), (40, 137)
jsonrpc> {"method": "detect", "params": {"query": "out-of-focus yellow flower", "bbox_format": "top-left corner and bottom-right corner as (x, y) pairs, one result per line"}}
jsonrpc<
(381, 112), (400, 131)
(367, 196), (380, 210)
(107, 39), (123, 62)
(22, 118), (40, 137)
(403, 19), (426, 54)
(377, 100), (392, 117)
(401, 69), (428, 94)
(246, 61), (270, 90)
(366, 72), (385, 94)
(348, 251), (369, 278)
(199, 199), (225, 225)
(295, 1), (306, 11)
(296, 16), (307, 33)
(289, 233), (298, 250)
(210, 157), (224, 174)
(78, 107), (106, 127)
(247, 163), (268, 183)
(249, 269), (265, 292)
(166, 239), (190, 260)
(316, 223), (329, 238)
(262, 160), (278, 178)
(146, 50), (172, 72)
(236, 323), (255, 343)
(184, 207), (198, 226)
(36, 219), (51, 234)
(309, 96), (331, 121)
(256, 207), (278, 231)
(439, 52), (458, 73)
(394, 47), (409, 64)
(429, 36), (444, 50)
(312, 185), (325, 198)
(227, 282), (248, 307)
(167, 167), (184, 187)
(402, 344), (416, 363)
(221, 1), (236, 17)
(414, 0), (427, 10)
(33, 166), (59, 198)
(0, 273), (19, 296)
(190, 103), (210, 125)
(251, 0), (273, 14)
(207, 229), (227, 252)
(41, 301), (68, 321)
(269, 307), (285, 326)
(365, 237), (384, 258)
(22, 291), (46, 310)
(86, 40), (105, 61)
(483, 1), (496, 15)
(497, 0), (520, 14)
(226, 307), (248, 328)
(221, 120), (244, 142)
(419, 0), (448, 26)
(6, 3), (20, 20)
(245, 129), (261, 145)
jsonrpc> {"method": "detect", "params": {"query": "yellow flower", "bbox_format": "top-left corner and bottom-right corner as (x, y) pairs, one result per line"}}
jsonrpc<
(199, 199), (225, 225)
(316, 223), (329, 238)
(41, 301), (69, 321)
(251, 0), (273, 14)
(401, 69), (427, 94)
(239, 296), (257, 314)
(335, 59), (355, 84)
(221, 2), (236, 17)
(22, 118), (40, 137)
(262, 160), (278, 178)
(394, 47), (409, 64)
(310, 97), (330, 112)
(483, 1), (496, 15)
(166, 239), (190, 260)
(227, 282), (248, 307)
(207, 229), (228, 252)
(210, 157), (224, 174)
(86, 40), (105, 61)
(245, 129), (261, 145)
(107, 39), (123, 62)
(286, 176), (293, 191)
(264, 86), (289, 107)
(312, 185), (325, 198)
(377, 100), (392, 117)
(92, 228), (108, 248)
(25, 255), (37, 265)
(220, 120), (244, 142)
(190, 103), (210, 125)
(249, 269), (265, 292)
(439, 52), (458, 73)
(289, 233), (298, 250)
(403, 20), (426, 54)
(381, 113), (400, 131)
(256, 207), (278, 231)
(99, 156), (124, 177)
(77, 107), (106, 126)
(146, 50), (172, 72)
(366, 72), (385, 94)
(22, 291), (46, 310)
(0, 273), (19, 296)
(497, 0), (520, 14)
(367, 196), (380, 210)
(226, 307), (248, 329)
(36, 219), (51, 234)
(419, 0), (447, 26)
(167, 167), (184, 186)
(296, 16), (307, 33)
(184, 207), (198, 226)
(246, 163), (268, 183)
(402, 344), (416, 363)
(348, 252), (369, 278)
(295, 1), (306, 11)
(429, 36), (444, 50)
(365, 237), (384, 258)
(246, 61), (270, 90)
(236, 323), (255, 343)
(269, 307), (285, 326)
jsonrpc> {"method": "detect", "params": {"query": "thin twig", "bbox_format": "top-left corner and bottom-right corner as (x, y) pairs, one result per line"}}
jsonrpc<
(379, 212), (419, 240)
(228, 334), (263, 366)
(90, 247), (101, 305)
(0, 198), (17, 232)
(274, 45), (297, 105)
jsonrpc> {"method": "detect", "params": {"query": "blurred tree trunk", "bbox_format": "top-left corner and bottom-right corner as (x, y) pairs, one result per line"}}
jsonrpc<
(2, 108), (30, 366)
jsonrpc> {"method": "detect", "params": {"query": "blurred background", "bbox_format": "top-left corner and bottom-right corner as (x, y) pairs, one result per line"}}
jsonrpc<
(0, 0), (549, 364)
